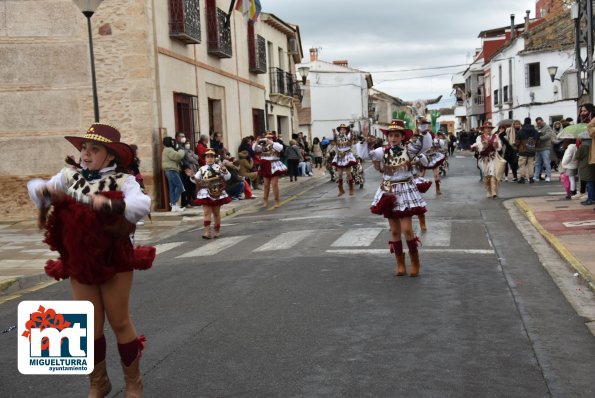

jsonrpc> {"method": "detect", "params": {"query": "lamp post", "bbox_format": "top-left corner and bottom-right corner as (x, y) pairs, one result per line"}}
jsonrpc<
(547, 66), (559, 82)
(297, 66), (310, 85)
(73, 0), (104, 122)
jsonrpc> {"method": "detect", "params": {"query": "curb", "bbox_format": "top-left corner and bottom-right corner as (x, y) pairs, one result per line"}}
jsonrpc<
(514, 198), (595, 292)
(0, 273), (53, 296)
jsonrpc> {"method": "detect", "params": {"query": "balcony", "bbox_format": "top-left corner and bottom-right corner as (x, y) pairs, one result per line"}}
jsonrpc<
(168, 0), (201, 44)
(249, 30), (266, 74)
(206, 0), (232, 58)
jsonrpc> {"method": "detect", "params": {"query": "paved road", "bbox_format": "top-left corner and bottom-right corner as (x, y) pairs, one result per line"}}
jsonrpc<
(1, 155), (595, 397)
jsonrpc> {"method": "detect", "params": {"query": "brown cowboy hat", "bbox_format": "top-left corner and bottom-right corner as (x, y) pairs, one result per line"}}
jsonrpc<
(479, 122), (495, 131)
(65, 123), (134, 168)
(380, 120), (413, 141)
(336, 123), (351, 132)
(203, 148), (217, 157)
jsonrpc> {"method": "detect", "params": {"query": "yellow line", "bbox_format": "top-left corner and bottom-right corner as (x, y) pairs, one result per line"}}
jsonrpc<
(0, 280), (57, 305)
(514, 199), (595, 291)
(267, 185), (318, 211)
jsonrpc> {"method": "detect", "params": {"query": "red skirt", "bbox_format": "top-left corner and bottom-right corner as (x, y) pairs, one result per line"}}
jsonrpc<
(193, 196), (232, 207)
(43, 194), (155, 285)
(370, 194), (427, 219)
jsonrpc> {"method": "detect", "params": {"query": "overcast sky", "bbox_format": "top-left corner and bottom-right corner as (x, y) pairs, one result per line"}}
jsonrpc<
(264, 0), (536, 108)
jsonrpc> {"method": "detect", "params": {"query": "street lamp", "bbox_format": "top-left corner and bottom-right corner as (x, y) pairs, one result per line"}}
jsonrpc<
(73, 0), (104, 122)
(547, 66), (559, 82)
(297, 66), (310, 85)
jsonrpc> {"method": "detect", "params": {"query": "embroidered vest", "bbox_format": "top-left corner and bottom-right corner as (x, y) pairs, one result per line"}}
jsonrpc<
(63, 167), (129, 199)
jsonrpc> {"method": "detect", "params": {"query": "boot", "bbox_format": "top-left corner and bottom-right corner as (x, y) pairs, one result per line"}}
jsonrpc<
(337, 179), (345, 196)
(490, 176), (498, 198)
(121, 356), (143, 398)
(418, 214), (427, 233)
(202, 220), (211, 239)
(88, 360), (112, 398)
(389, 240), (406, 276)
(348, 179), (355, 196)
(407, 238), (422, 277)
(484, 177), (492, 198)
(435, 179), (442, 195)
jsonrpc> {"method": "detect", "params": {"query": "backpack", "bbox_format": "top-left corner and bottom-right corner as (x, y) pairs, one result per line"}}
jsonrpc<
(525, 137), (536, 154)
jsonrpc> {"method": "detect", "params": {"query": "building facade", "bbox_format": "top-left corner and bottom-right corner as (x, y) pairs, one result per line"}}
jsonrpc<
(0, 0), (303, 217)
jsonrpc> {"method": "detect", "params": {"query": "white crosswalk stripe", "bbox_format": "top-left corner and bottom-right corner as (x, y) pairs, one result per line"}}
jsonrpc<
(331, 228), (383, 247)
(415, 220), (451, 247)
(176, 236), (249, 258)
(154, 241), (185, 255)
(254, 230), (315, 252)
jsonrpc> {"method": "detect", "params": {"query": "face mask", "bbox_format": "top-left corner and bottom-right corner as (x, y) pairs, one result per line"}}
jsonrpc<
(419, 124), (429, 132)
(184, 144), (190, 149)
(179, 137), (186, 144)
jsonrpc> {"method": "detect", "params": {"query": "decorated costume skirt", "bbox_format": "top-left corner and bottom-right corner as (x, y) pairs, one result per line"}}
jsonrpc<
(258, 159), (287, 178)
(43, 195), (155, 285)
(413, 176), (432, 193)
(422, 152), (446, 169)
(370, 180), (427, 219)
(332, 151), (357, 168)
(194, 188), (232, 207)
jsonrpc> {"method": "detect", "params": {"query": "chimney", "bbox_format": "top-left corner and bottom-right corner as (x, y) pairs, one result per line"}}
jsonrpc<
(510, 14), (516, 40)
(525, 10), (530, 31)
(309, 48), (318, 62)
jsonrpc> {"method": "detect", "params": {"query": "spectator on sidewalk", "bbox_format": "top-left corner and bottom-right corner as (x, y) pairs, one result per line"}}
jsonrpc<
(312, 137), (323, 168)
(560, 138), (579, 199)
(238, 150), (259, 189)
(223, 158), (245, 200)
(162, 136), (186, 212)
(194, 134), (209, 166)
(504, 120), (521, 181)
(211, 132), (225, 159)
(177, 132), (199, 208)
(285, 139), (302, 182)
(238, 136), (255, 161)
(534, 117), (553, 182)
(574, 131), (595, 205)
(515, 118), (539, 184)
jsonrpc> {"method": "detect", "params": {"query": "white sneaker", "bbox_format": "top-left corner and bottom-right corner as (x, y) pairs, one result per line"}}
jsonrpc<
(170, 204), (185, 212)
(136, 220), (145, 226)
(503, 177), (508, 182)
(545, 177), (551, 182)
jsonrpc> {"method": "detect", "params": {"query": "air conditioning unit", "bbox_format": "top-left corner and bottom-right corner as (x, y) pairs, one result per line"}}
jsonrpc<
(288, 38), (298, 54)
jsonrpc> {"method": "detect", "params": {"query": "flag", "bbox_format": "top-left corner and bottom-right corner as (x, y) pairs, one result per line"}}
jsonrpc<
(235, 0), (250, 14)
(250, 0), (262, 22)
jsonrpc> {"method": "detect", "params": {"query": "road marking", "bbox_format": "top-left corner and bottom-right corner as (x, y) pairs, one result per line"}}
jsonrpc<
(254, 230), (315, 252)
(281, 215), (328, 221)
(416, 220), (451, 247)
(331, 228), (383, 247)
(563, 220), (595, 228)
(154, 241), (185, 255)
(267, 185), (318, 211)
(326, 248), (495, 255)
(176, 236), (249, 258)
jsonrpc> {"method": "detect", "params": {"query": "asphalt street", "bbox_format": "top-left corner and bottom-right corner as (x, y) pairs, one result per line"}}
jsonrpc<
(1, 154), (595, 397)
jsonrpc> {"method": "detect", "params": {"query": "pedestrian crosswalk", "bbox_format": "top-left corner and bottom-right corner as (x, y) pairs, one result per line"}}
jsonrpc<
(153, 221), (495, 260)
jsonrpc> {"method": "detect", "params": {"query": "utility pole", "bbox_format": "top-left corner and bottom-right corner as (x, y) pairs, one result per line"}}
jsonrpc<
(573, 0), (594, 103)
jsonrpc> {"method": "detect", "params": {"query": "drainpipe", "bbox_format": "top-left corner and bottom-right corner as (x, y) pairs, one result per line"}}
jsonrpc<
(510, 14), (515, 40)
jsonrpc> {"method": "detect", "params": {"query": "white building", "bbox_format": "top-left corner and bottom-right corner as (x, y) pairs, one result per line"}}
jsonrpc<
(489, 11), (580, 125)
(297, 49), (373, 141)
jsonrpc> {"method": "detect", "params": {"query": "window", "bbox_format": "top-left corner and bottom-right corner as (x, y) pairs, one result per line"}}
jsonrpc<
(493, 89), (499, 106)
(525, 62), (541, 87)
(248, 21), (266, 74)
(503, 85), (509, 103)
(168, 0), (201, 44)
(206, 0), (232, 58)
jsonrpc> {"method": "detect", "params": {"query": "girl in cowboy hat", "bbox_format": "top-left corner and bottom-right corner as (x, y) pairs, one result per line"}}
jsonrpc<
(255, 132), (287, 208)
(27, 123), (154, 397)
(417, 119), (447, 195)
(189, 149), (232, 238)
(472, 122), (503, 198)
(369, 120), (431, 277)
(331, 123), (358, 196)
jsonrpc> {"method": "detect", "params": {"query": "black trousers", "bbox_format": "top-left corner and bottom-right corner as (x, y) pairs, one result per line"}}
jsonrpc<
(287, 159), (299, 178)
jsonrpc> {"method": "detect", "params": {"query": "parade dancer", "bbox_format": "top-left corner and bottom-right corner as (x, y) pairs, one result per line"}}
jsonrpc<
(408, 130), (433, 233)
(256, 132), (287, 208)
(27, 123), (155, 397)
(190, 149), (231, 239)
(369, 120), (430, 277)
(332, 123), (358, 196)
(472, 122), (503, 198)
(418, 118), (446, 195)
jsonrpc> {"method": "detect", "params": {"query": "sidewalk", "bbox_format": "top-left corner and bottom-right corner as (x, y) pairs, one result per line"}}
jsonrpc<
(0, 168), (329, 297)
(515, 194), (595, 291)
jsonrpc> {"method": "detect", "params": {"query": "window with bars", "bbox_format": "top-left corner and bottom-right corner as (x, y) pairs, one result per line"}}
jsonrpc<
(248, 21), (266, 74)
(206, 0), (232, 58)
(169, 0), (201, 44)
(525, 62), (541, 87)
(493, 89), (499, 106)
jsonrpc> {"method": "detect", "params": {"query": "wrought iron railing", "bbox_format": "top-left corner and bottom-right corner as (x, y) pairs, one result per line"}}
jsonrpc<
(168, 0), (201, 44)
(207, 1), (232, 58)
(249, 34), (266, 74)
(270, 68), (298, 97)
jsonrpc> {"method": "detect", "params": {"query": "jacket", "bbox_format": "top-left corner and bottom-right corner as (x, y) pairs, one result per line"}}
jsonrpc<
(575, 140), (595, 181)
(238, 151), (255, 177)
(561, 144), (578, 170)
(515, 124), (539, 157)
(285, 145), (303, 161)
(535, 124), (552, 151)
(162, 147), (186, 171)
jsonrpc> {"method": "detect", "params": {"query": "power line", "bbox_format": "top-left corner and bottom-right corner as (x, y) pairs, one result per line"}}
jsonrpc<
(360, 63), (470, 74)
(375, 72), (459, 83)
